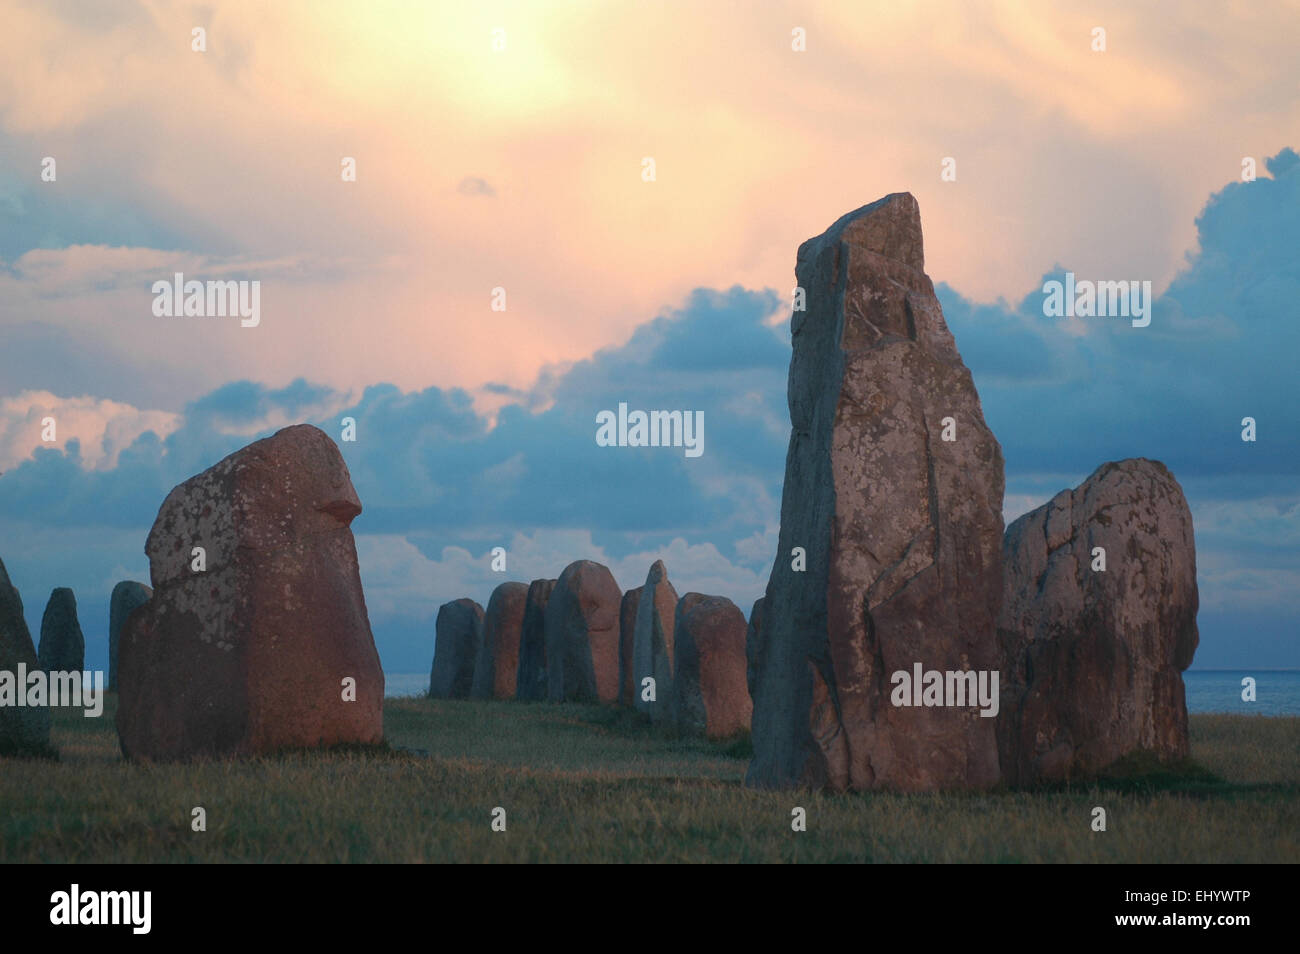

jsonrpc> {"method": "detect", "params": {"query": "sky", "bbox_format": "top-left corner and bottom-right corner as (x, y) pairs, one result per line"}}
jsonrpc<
(0, 0), (1296, 671)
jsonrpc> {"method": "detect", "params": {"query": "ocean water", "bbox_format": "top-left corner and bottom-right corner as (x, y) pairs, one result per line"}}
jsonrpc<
(383, 670), (1300, 715)
(385, 672), (430, 698)
(1182, 670), (1300, 716)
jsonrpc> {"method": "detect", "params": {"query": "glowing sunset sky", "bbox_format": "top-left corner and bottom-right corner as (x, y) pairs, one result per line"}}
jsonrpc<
(2, 0), (1296, 403)
(1, 1), (1297, 672)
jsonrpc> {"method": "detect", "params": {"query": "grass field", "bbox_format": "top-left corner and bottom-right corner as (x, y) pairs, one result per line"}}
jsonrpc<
(2, 697), (1297, 863)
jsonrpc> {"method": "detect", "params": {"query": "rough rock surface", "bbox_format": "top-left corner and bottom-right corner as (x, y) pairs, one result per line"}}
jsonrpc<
(745, 597), (765, 701)
(618, 586), (642, 707)
(747, 193), (1005, 792)
(471, 582), (528, 700)
(632, 560), (678, 721)
(545, 560), (621, 703)
(0, 557), (52, 756)
(38, 588), (84, 673)
(998, 458), (1199, 784)
(430, 599), (484, 699)
(672, 594), (752, 738)
(116, 424), (385, 760)
(515, 579), (556, 701)
(108, 581), (151, 691)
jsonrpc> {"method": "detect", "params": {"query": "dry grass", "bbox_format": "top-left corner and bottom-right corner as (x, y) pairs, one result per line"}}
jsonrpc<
(1, 697), (1295, 862)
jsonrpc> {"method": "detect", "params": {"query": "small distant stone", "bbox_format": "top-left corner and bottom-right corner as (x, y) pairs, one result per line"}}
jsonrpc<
(430, 598), (484, 700)
(38, 587), (84, 674)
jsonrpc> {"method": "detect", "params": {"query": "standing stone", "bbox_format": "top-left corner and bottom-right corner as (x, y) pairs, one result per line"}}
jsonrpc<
(108, 581), (151, 692)
(515, 579), (556, 701)
(632, 560), (678, 721)
(471, 582), (528, 700)
(38, 588), (84, 673)
(672, 594), (753, 738)
(998, 459), (1199, 785)
(429, 599), (484, 699)
(545, 560), (621, 703)
(745, 597), (765, 701)
(747, 193), (1005, 793)
(0, 557), (52, 756)
(618, 586), (643, 707)
(116, 424), (385, 761)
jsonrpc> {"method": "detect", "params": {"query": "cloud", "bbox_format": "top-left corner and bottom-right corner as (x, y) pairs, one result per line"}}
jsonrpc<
(943, 149), (1300, 482)
(1193, 497), (1300, 553)
(4, 2), (1299, 409)
(0, 390), (180, 472)
(455, 176), (496, 197)
(185, 379), (352, 436)
(1195, 556), (1300, 615)
(0, 285), (790, 546)
(1266, 147), (1299, 177)
(2, 152), (1297, 667)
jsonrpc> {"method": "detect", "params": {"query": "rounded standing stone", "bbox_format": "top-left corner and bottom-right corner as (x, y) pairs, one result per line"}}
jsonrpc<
(544, 560), (621, 703)
(38, 587), (84, 674)
(998, 458), (1199, 784)
(430, 598), (484, 700)
(672, 593), (752, 738)
(116, 424), (385, 760)
(471, 582), (528, 700)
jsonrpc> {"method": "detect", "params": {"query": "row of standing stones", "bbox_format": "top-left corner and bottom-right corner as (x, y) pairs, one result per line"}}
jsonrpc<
(0, 569), (151, 755)
(429, 558), (752, 739)
(0, 193), (1199, 790)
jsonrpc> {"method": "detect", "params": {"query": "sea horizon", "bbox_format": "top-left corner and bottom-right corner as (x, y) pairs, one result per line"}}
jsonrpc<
(382, 669), (1300, 715)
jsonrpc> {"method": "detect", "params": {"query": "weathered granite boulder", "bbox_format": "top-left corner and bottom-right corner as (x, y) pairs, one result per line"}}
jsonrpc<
(515, 578), (556, 701)
(618, 586), (642, 707)
(545, 560), (621, 703)
(998, 458), (1199, 784)
(672, 594), (752, 738)
(108, 581), (151, 691)
(471, 582), (528, 700)
(430, 599), (484, 699)
(747, 193), (1005, 792)
(38, 588), (84, 674)
(745, 597), (765, 701)
(116, 424), (385, 760)
(632, 560), (678, 721)
(0, 557), (52, 756)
